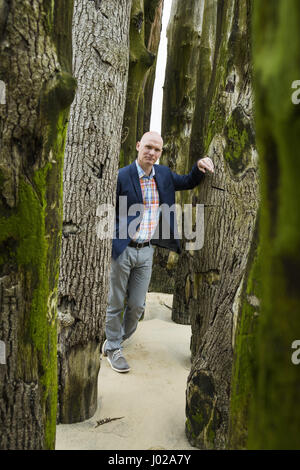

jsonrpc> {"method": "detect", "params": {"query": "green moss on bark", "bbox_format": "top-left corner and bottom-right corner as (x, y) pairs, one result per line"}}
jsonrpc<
(0, 170), (57, 449)
(0, 0), (75, 450)
(44, 0), (74, 71)
(185, 371), (221, 449)
(0, 105), (71, 445)
(228, 222), (261, 449)
(246, 0), (300, 450)
(224, 108), (255, 175)
(0, 59), (74, 454)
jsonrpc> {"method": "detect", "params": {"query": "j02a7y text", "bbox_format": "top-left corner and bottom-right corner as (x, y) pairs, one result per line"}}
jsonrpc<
(150, 454), (191, 466)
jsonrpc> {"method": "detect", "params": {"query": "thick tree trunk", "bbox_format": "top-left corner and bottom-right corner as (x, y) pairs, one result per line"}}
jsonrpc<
(245, 0), (300, 449)
(0, 0), (76, 449)
(184, 0), (259, 449)
(57, 0), (132, 424)
(227, 220), (261, 449)
(120, 0), (160, 167)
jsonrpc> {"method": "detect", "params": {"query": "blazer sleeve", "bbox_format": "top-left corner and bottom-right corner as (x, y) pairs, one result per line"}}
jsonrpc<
(171, 162), (205, 191)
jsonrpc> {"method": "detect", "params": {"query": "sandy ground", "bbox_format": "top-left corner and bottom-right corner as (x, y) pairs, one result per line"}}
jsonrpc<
(55, 293), (197, 451)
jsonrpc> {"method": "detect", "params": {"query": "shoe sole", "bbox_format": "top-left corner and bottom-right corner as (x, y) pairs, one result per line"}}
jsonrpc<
(106, 356), (130, 373)
(101, 339), (107, 357)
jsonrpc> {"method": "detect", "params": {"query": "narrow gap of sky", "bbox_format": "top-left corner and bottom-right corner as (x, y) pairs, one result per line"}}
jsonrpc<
(149, 0), (173, 135)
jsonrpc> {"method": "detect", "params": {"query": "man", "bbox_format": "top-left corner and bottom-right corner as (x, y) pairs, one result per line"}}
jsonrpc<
(102, 131), (214, 372)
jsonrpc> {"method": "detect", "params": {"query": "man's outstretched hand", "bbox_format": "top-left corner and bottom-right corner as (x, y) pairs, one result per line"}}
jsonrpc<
(197, 156), (214, 174)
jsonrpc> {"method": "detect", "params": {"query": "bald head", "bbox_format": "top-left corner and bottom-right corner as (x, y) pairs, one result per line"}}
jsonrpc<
(136, 131), (163, 175)
(140, 131), (163, 147)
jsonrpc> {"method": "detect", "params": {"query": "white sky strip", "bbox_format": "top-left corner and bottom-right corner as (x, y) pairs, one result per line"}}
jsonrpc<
(149, 0), (173, 134)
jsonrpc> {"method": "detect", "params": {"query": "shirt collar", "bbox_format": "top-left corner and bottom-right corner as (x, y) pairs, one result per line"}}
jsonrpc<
(135, 160), (156, 179)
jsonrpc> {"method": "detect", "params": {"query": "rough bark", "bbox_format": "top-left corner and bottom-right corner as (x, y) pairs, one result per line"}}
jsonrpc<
(0, 0), (76, 449)
(184, 0), (259, 449)
(149, 0), (204, 299)
(57, 0), (132, 424)
(245, 0), (300, 449)
(120, 0), (160, 167)
(227, 219), (261, 449)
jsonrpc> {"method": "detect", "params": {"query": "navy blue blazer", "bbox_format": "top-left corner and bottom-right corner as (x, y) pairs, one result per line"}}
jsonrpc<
(112, 161), (204, 259)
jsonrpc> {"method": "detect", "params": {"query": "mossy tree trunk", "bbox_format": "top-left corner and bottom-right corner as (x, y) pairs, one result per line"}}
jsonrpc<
(227, 219), (261, 449)
(182, 0), (259, 449)
(57, 0), (132, 424)
(0, 0), (76, 449)
(120, 0), (162, 167)
(245, 0), (300, 449)
(149, 0), (204, 300)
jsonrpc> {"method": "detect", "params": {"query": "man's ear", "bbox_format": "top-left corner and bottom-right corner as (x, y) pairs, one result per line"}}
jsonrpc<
(136, 141), (140, 152)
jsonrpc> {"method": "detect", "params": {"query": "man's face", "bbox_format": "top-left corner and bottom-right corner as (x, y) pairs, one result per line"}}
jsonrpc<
(136, 133), (163, 168)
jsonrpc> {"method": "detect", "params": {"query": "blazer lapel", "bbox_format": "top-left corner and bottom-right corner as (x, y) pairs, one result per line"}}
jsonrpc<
(129, 162), (143, 203)
(153, 164), (164, 203)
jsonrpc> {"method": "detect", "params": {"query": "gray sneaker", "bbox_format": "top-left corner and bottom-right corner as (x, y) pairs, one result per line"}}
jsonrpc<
(106, 348), (130, 373)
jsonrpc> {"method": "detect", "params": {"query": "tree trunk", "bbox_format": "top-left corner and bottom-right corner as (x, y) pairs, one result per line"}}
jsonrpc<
(246, 0), (300, 449)
(149, 0), (204, 300)
(184, 0), (259, 449)
(0, 0), (76, 449)
(227, 219), (261, 449)
(120, 0), (159, 167)
(57, 0), (132, 424)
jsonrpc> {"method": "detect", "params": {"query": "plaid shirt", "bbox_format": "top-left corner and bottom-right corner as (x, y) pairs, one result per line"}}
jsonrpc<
(133, 160), (160, 243)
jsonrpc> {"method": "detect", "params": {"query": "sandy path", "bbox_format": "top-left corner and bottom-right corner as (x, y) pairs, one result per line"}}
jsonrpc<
(55, 293), (196, 451)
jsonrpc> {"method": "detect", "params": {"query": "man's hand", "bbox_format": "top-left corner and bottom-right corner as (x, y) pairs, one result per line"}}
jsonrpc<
(197, 156), (214, 174)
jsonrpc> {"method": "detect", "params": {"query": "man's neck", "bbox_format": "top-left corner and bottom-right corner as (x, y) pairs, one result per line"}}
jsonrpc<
(137, 161), (153, 176)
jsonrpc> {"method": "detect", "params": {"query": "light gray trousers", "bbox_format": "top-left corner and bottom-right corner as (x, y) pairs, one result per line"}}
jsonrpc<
(105, 244), (154, 351)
